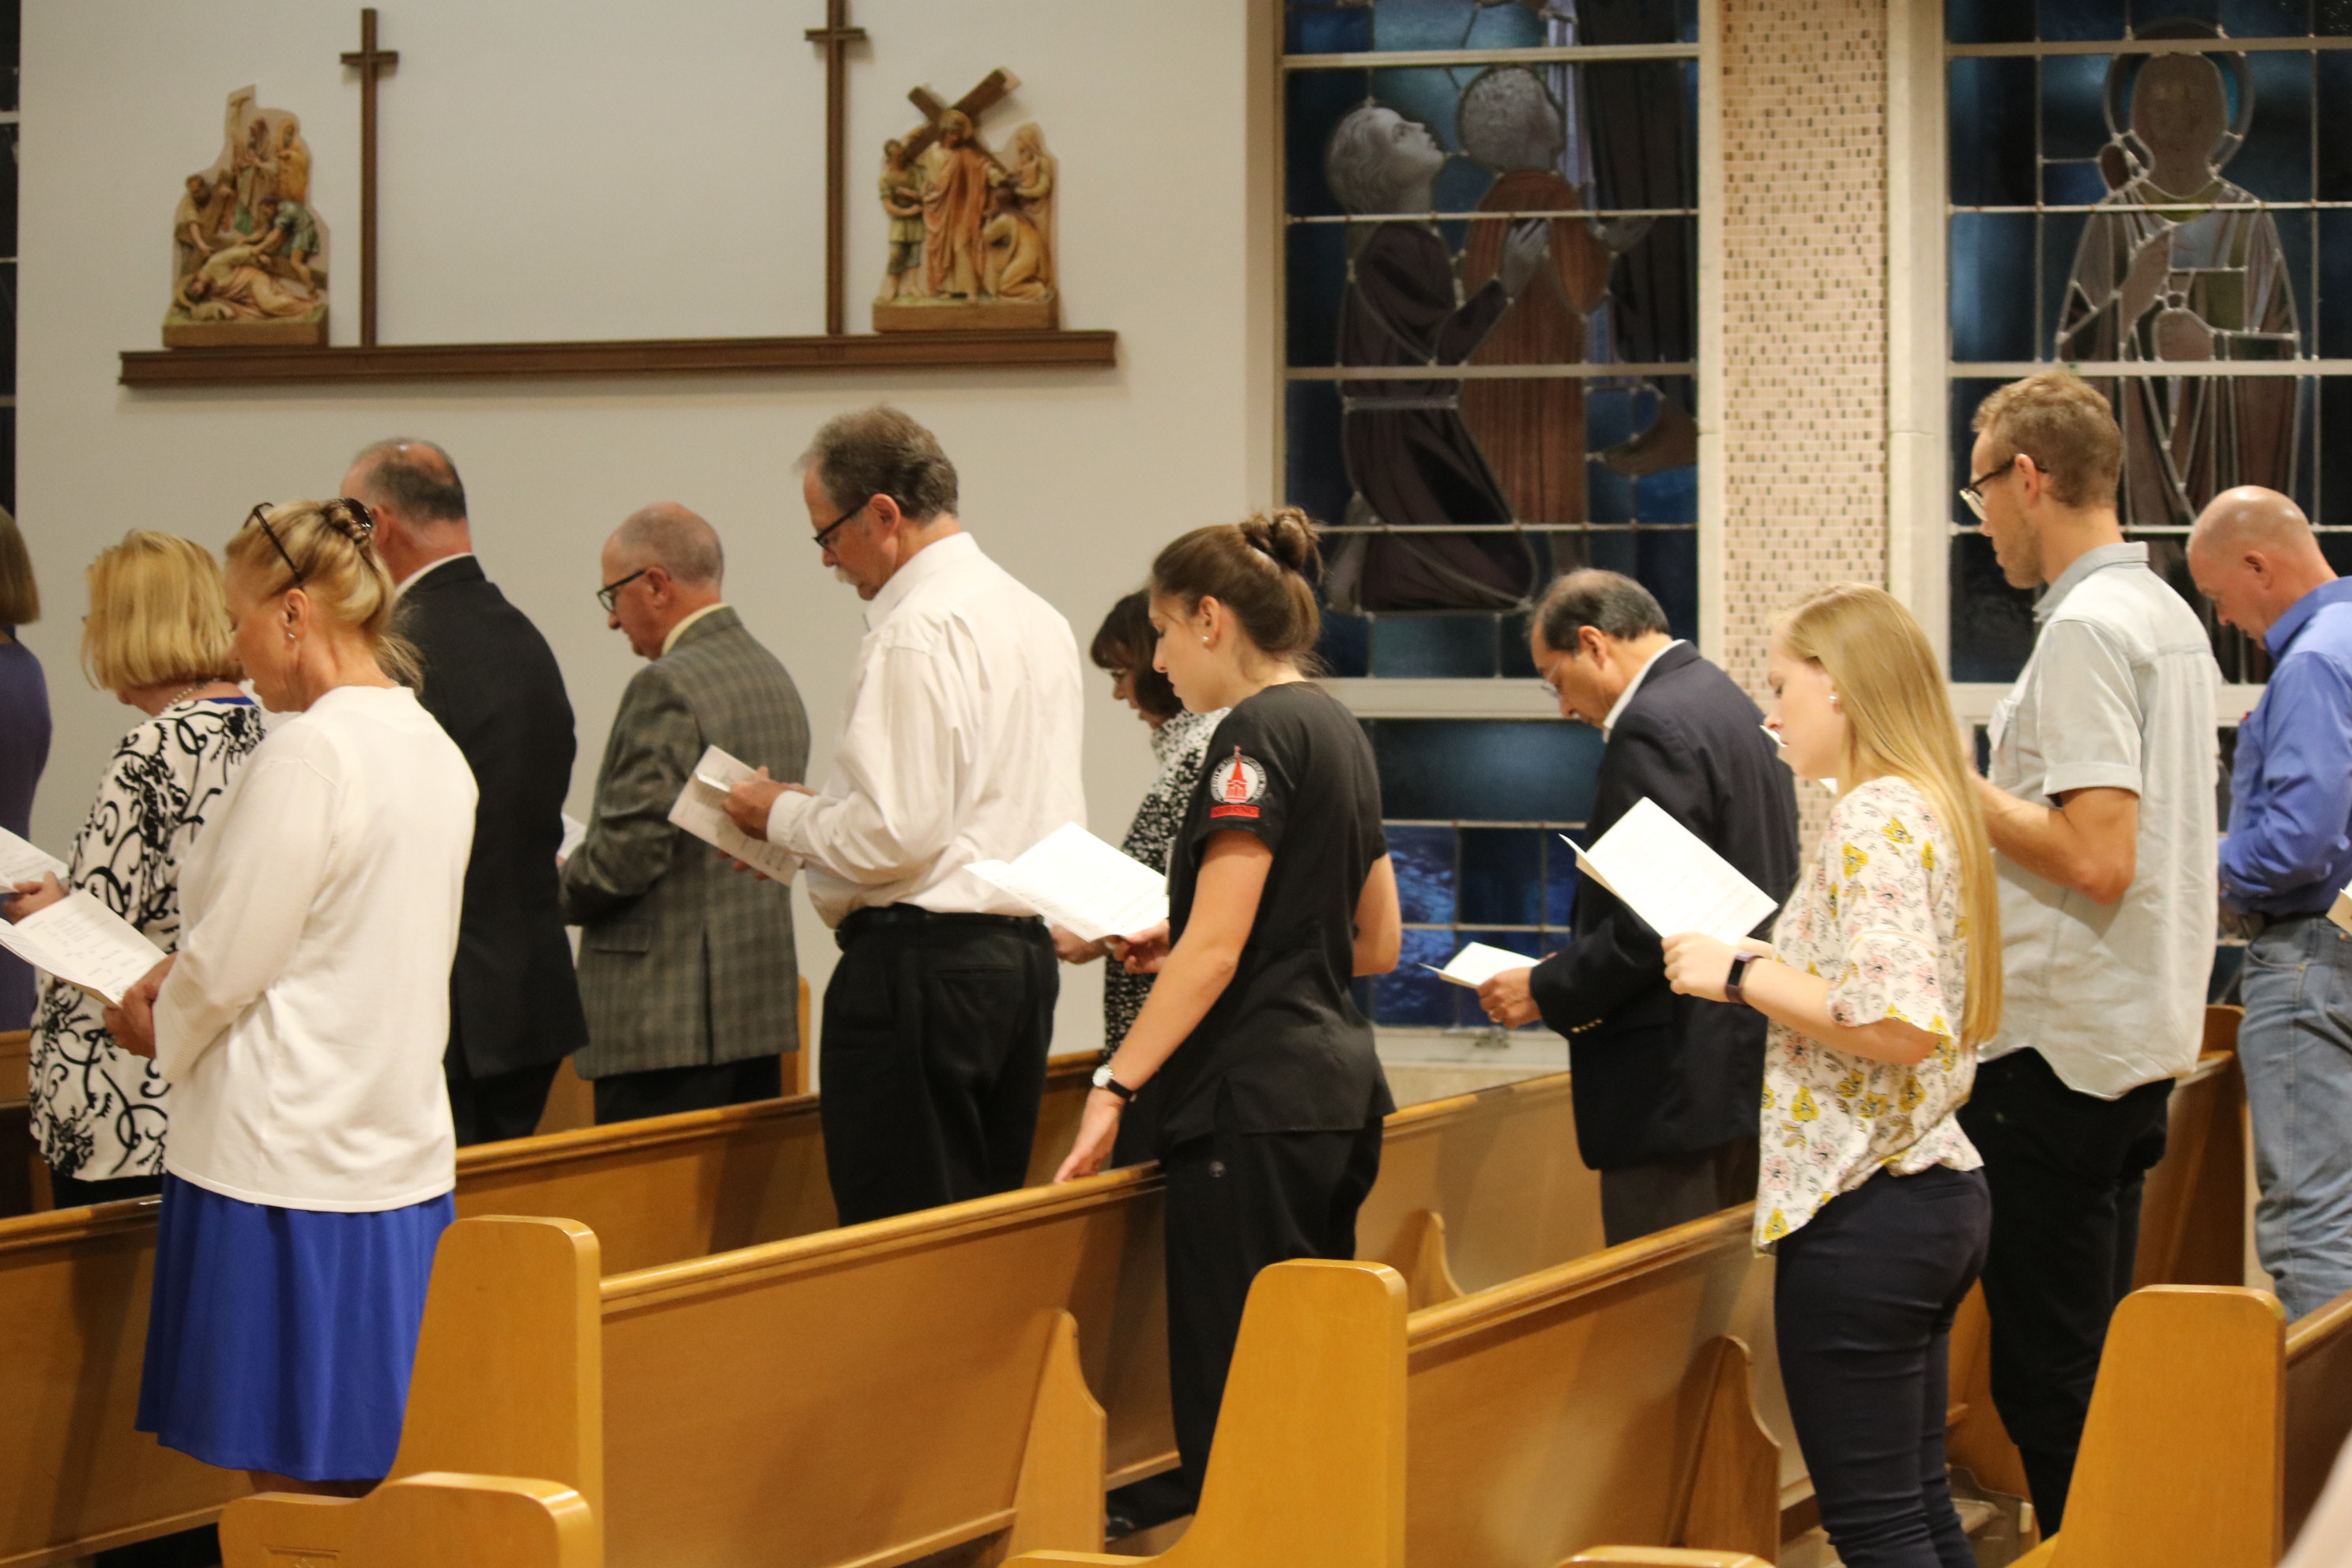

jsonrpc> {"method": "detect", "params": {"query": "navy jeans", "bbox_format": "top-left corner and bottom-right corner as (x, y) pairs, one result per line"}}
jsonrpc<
(1775, 1164), (1992, 1568)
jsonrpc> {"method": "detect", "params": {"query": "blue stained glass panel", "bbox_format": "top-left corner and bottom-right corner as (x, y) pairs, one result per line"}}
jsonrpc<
(2324, 386), (2352, 530)
(2041, 160), (2107, 206)
(1459, 828), (1545, 925)
(2228, 51), (2313, 205)
(1285, 69), (1365, 220)
(2039, 0), (2128, 38)
(2132, 0), (2219, 28)
(1372, 614), (1502, 678)
(1285, 222), (1347, 368)
(2320, 52), (2352, 198)
(1370, 928), (1457, 1026)
(2322, 212), (2352, 356)
(2041, 53), (2113, 158)
(1949, 58), (2037, 206)
(1367, 66), (1470, 154)
(2268, 208), (2315, 351)
(1369, 0), (1544, 52)
(1951, 536), (2039, 683)
(1949, 0), (2036, 44)
(1546, 828), (1588, 928)
(2040, 209), (2090, 358)
(1499, 611), (1539, 680)
(1638, 523), (1702, 646)
(2328, 0), (2352, 31)
(1287, 4), (1373, 54)
(1388, 825), (1459, 924)
(1951, 213), (2037, 361)
(2222, 0), (2311, 34)
(1284, 382), (1350, 530)
(1364, 718), (1604, 823)
(1317, 609), (1372, 678)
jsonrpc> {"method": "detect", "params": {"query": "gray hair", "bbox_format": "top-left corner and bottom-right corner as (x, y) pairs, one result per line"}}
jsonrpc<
(614, 503), (725, 587)
(349, 438), (468, 525)
(1325, 106), (1415, 216)
(1536, 569), (1669, 650)
(799, 405), (959, 523)
(1458, 67), (1561, 173)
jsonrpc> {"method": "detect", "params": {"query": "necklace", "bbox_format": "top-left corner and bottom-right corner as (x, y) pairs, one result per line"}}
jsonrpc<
(156, 679), (215, 712)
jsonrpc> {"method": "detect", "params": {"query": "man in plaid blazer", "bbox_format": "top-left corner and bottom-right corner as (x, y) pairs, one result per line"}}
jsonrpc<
(560, 503), (808, 1125)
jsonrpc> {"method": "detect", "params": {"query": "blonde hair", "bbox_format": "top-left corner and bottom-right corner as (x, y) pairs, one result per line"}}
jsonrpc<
(1972, 371), (2122, 511)
(224, 499), (419, 685)
(81, 532), (239, 691)
(1773, 583), (2003, 1050)
(0, 508), (37, 627)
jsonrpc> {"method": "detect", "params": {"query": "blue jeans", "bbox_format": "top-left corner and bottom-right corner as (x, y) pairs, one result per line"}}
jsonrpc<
(2241, 915), (2352, 1321)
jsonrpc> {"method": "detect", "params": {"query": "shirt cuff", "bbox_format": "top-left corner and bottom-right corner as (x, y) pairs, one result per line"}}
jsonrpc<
(766, 789), (813, 850)
(2037, 763), (2143, 800)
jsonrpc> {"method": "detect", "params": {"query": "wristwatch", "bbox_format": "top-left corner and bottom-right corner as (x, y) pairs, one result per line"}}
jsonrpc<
(1724, 952), (1760, 1009)
(1091, 1064), (1137, 1102)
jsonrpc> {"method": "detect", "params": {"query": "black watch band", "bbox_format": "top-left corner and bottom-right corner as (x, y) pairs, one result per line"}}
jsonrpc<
(1725, 952), (1758, 1008)
(1092, 1064), (1137, 1102)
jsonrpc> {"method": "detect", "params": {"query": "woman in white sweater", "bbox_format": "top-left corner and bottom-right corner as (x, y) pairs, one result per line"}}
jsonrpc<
(105, 497), (476, 1494)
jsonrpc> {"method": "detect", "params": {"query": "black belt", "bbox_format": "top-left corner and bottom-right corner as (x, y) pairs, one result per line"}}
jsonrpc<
(2248, 910), (2333, 935)
(838, 903), (1046, 945)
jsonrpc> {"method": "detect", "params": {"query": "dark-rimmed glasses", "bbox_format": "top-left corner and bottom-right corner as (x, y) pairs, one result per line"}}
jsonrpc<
(597, 567), (650, 612)
(812, 499), (868, 554)
(1958, 455), (2019, 522)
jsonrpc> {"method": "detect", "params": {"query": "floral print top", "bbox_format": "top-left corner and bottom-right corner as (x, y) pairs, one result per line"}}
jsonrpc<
(1102, 706), (1225, 1049)
(1755, 775), (1981, 1249)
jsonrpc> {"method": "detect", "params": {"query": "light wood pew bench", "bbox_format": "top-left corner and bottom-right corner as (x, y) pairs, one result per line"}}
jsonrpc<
(0, 1049), (1095, 1567)
(218, 1069), (1604, 1568)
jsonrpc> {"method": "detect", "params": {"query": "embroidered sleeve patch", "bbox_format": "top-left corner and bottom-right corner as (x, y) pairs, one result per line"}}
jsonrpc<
(1208, 748), (1268, 820)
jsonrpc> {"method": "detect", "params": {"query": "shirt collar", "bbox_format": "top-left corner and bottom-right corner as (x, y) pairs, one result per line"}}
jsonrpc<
(396, 551), (474, 594)
(2035, 541), (2147, 623)
(864, 530), (980, 631)
(2263, 577), (2352, 660)
(660, 601), (729, 656)
(1602, 639), (1684, 738)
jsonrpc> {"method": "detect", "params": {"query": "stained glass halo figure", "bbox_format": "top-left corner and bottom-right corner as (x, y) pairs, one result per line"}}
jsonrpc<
(2098, 17), (2254, 194)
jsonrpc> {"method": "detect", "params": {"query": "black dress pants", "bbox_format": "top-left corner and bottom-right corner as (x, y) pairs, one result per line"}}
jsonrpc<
(445, 1052), (564, 1147)
(820, 910), (1057, 1226)
(593, 1054), (782, 1126)
(1162, 1100), (1385, 1508)
(1955, 1046), (2172, 1533)
(1775, 1165), (1992, 1568)
(1599, 1136), (1758, 1246)
(49, 1167), (165, 1208)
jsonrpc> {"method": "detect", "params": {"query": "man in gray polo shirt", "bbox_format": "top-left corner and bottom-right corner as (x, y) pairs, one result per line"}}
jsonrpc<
(1958, 371), (2221, 1534)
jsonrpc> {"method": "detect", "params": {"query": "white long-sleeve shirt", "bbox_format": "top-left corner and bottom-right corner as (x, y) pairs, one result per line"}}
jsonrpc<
(153, 684), (477, 1211)
(766, 532), (1085, 926)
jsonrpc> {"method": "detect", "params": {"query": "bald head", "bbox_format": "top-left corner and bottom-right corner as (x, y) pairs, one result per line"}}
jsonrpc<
(612, 503), (724, 587)
(2187, 486), (2335, 644)
(341, 437), (472, 583)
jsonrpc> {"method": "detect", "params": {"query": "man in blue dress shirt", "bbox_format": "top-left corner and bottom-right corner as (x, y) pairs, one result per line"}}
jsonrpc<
(2189, 485), (2352, 1321)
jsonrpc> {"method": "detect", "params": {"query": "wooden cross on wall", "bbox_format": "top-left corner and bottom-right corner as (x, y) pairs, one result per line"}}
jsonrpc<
(339, 7), (398, 347)
(803, 0), (867, 337)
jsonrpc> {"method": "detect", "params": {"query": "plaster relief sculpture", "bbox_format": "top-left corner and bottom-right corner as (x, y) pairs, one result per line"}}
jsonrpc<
(873, 68), (1057, 331)
(164, 87), (328, 347)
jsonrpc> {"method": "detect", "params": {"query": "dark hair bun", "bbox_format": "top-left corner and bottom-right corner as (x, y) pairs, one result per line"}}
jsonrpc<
(1238, 508), (1321, 579)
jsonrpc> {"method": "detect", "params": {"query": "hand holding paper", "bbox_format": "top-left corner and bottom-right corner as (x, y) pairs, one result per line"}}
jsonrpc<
(1567, 797), (1779, 947)
(967, 824), (1168, 944)
(0, 825), (69, 888)
(1423, 940), (1534, 989)
(0, 891), (172, 1006)
(669, 746), (801, 884)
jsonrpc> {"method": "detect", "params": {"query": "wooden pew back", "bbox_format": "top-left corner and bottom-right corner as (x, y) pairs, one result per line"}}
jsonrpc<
(2286, 1287), (2352, 1542)
(0, 1054), (1092, 1566)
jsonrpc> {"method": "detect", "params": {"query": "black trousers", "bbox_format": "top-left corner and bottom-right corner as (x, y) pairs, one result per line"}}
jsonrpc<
(593, 1054), (782, 1126)
(1599, 1136), (1758, 1246)
(445, 1054), (564, 1147)
(49, 1167), (165, 1208)
(1955, 1047), (2173, 1532)
(820, 911), (1057, 1226)
(1163, 1106), (1385, 1508)
(1776, 1165), (1992, 1568)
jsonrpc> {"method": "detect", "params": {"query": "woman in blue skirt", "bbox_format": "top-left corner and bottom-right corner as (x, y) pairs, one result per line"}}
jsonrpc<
(105, 497), (477, 1494)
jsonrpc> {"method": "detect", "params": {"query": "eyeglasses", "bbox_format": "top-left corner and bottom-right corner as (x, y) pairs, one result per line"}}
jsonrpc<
(597, 567), (650, 612)
(244, 499), (377, 589)
(1958, 455), (2020, 522)
(812, 500), (869, 554)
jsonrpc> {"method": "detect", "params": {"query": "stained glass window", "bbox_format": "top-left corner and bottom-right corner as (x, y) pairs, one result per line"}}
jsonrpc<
(1945, 1), (2352, 684)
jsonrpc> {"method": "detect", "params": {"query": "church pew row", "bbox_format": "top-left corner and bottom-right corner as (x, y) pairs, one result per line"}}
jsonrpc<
(1010, 1210), (1784, 1568)
(220, 1069), (1604, 1568)
(0, 1048), (1095, 1568)
(1942, 1015), (2246, 1518)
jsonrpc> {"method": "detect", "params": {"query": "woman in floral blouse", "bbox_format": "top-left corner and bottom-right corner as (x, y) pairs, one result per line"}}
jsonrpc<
(4, 533), (263, 1206)
(1663, 583), (2001, 1568)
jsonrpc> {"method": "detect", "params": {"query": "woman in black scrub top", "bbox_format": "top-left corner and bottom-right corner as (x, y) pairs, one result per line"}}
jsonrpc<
(1054, 510), (1401, 1508)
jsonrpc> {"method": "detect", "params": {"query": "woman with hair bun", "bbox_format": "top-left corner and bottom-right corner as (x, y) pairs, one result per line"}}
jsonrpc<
(1054, 509), (1402, 1512)
(103, 498), (477, 1495)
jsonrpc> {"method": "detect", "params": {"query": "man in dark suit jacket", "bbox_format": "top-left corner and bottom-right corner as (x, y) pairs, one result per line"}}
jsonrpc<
(342, 439), (590, 1144)
(1479, 570), (1800, 1245)
(560, 504), (808, 1125)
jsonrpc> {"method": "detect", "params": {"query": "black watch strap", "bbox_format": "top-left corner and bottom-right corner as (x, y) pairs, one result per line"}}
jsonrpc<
(1725, 952), (1758, 1008)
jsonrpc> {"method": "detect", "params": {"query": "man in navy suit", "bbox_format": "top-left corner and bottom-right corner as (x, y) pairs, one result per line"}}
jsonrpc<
(1479, 570), (1800, 1244)
(342, 439), (590, 1144)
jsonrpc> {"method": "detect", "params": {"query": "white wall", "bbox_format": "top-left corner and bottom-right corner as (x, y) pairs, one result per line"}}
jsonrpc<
(17, 0), (1276, 1057)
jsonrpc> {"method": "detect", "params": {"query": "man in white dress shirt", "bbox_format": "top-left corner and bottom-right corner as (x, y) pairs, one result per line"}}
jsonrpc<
(726, 406), (1084, 1223)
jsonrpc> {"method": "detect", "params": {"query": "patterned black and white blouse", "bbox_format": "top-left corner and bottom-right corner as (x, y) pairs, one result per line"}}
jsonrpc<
(29, 697), (266, 1180)
(1103, 706), (1224, 1049)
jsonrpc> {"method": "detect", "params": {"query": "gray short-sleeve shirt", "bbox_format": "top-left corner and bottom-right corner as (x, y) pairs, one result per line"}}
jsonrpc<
(1984, 542), (2219, 1099)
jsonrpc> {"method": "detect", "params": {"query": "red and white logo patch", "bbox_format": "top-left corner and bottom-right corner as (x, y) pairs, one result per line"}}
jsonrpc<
(1208, 748), (1268, 820)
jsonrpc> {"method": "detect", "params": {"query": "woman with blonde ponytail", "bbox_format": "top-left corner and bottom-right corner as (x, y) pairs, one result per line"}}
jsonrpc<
(101, 498), (477, 1495)
(1661, 583), (1998, 1568)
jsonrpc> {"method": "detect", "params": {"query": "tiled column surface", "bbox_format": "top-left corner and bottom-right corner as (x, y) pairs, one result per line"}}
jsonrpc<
(1717, 0), (1892, 706)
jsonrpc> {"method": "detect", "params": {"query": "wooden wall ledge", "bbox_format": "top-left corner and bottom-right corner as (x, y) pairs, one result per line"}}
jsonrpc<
(117, 328), (1119, 387)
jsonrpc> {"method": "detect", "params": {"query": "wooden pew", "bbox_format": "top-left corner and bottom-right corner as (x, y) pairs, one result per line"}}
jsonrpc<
(2286, 1286), (2352, 1545)
(0, 1049), (1096, 1566)
(223, 1067), (1604, 1568)
(1010, 1209), (1785, 1568)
